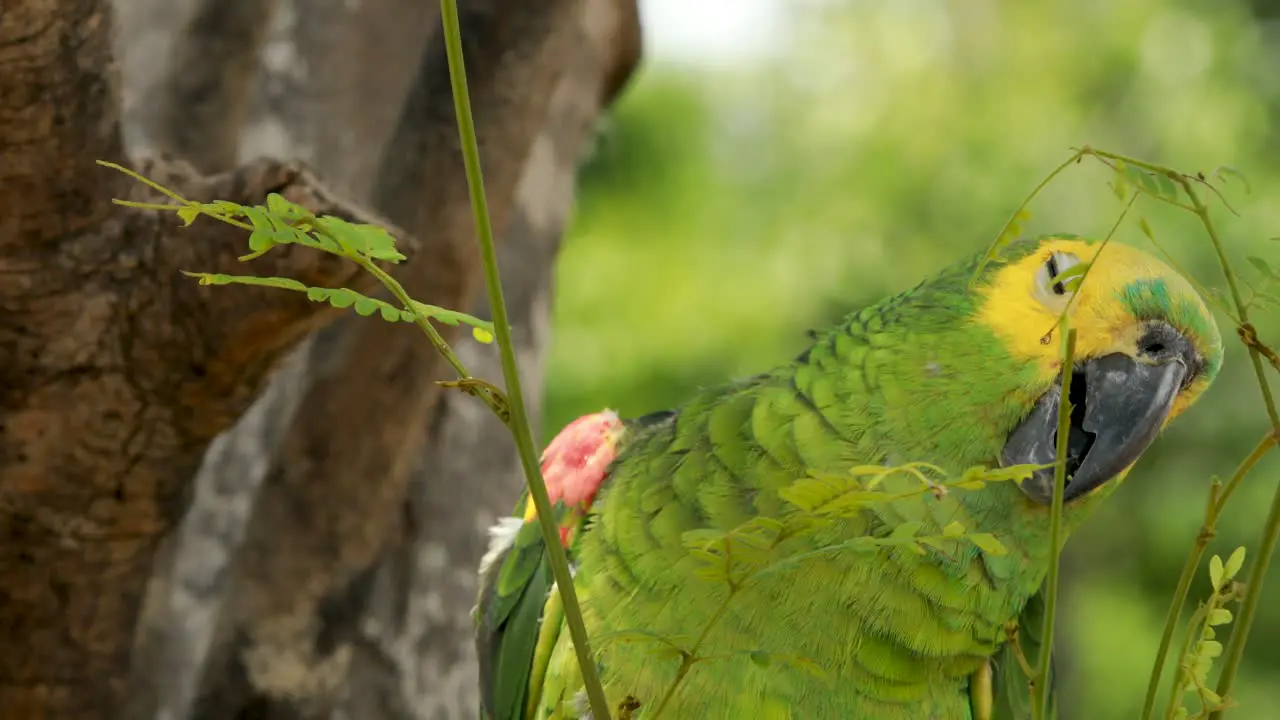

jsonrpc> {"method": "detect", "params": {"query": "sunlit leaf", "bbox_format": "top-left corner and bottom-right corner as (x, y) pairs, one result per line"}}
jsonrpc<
(1223, 546), (1247, 582)
(968, 533), (1008, 556)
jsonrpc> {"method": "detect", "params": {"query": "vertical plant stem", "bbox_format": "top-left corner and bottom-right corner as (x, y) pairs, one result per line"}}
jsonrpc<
(1143, 435), (1276, 719)
(1162, 603), (1201, 720)
(1178, 183), (1279, 430)
(1169, 183), (1280, 719)
(1209, 436), (1280, 719)
(1033, 319), (1077, 719)
(1143, 481), (1220, 720)
(436, 2), (613, 719)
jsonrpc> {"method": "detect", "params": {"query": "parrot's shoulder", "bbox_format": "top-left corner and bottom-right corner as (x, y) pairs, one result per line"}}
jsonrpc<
(475, 408), (632, 720)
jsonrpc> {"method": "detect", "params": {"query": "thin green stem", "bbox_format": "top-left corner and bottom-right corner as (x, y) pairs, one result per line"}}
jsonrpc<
(96, 160), (193, 204)
(970, 150), (1087, 288)
(1210, 434), (1280, 719)
(436, 2), (612, 719)
(1178, 182), (1280, 430)
(1163, 601), (1202, 720)
(649, 588), (738, 720)
(1167, 179), (1280, 720)
(1053, 193), (1133, 336)
(356, 259), (477, 384)
(1143, 479), (1221, 720)
(1033, 320), (1076, 720)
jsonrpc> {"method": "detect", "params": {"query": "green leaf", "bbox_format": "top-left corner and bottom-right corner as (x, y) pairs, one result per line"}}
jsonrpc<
(1223, 546), (1246, 582)
(918, 536), (949, 551)
(942, 520), (966, 537)
(1122, 164), (1159, 196)
(1111, 173), (1129, 202)
(206, 200), (246, 216)
(1138, 216), (1156, 242)
(328, 288), (358, 308)
(247, 229), (276, 254)
(379, 305), (401, 322)
(1200, 640), (1223, 659)
(682, 529), (726, 550)
(357, 225), (407, 262)
(1247, 256), (1275, 279)
(473, 326), (496, 343)
(242, 205), (274, 231)
(314, 215), (367, 255)
(353, 297), (379, 316)
(266, 192), (311, 221)
(1214, 165), (1252, 194)
(1049, 262), (1088, 293)
(406, 299), (496, 336)
(969, 533), (1008, 555)
(1208, 608), (1233, 626)
(177, 205), (202, 226)
(749, 650), (772, 668)
(1155, 172), (1179, 200)
(1209, 554), (1225, 591)
(180, 272), (308, 292)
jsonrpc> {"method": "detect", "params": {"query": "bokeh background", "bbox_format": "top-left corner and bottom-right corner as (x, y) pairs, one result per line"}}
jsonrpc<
(542, 0), (1280, 717)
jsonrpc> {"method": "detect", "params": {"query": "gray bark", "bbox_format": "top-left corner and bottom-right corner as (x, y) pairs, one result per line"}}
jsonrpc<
(110, 0), (642, 718)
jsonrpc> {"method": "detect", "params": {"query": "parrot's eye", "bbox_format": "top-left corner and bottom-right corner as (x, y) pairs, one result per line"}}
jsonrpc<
(1034, 251), (1083, 309)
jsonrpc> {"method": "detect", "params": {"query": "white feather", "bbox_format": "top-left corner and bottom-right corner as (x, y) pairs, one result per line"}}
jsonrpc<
(478, 516), (525, 576)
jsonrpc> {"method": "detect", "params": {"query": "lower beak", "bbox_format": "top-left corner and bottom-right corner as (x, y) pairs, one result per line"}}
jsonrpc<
(1002, 353), (1187, 505)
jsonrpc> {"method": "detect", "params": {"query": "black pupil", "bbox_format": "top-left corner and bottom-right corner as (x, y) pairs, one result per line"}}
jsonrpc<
(1047, 255), (1066, 295)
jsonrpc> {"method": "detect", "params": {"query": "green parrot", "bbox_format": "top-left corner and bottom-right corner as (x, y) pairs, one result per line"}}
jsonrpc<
(474, 235), (1223, 719)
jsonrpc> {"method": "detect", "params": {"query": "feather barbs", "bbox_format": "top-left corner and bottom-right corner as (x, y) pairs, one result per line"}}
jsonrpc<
(522, 409), (627, 546)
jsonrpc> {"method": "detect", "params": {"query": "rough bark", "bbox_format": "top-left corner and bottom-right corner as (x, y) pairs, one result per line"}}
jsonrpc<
(119, 1), (437, 717)
(0, 1), (415, 717)
(343, 2), (643, 715)
(239, 0), (437, 200)
(128, 0), (277, 173)
(152, 1), (639, 717)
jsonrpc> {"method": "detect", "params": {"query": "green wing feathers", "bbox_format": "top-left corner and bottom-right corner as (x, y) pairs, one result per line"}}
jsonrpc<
(987, 585), (1058, 720)
(475, 411), (629, 720)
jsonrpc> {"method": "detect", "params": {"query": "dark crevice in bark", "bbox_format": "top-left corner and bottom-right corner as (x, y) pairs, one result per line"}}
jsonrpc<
(1, 3), (426, 716)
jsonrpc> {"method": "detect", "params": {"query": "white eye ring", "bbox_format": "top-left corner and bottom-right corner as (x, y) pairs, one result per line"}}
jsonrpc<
(1033, 251), (1082, 309)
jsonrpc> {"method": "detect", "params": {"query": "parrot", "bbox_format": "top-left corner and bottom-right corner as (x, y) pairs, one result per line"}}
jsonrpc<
(474, 234), (1223, 719)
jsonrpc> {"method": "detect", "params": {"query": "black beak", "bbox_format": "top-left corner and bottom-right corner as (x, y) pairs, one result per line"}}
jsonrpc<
(1002, 346), (1189, 505)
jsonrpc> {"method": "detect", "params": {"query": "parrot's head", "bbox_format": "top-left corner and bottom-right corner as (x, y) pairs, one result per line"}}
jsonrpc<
(970, 235), (1223, 506)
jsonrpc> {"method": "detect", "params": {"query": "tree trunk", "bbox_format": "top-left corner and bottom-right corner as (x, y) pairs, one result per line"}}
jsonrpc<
(3, 0), (641, 717)
(1, 1), (420, 716)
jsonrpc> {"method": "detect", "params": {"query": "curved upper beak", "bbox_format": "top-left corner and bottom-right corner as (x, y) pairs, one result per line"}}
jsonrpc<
(1003, 352), (1188, 505)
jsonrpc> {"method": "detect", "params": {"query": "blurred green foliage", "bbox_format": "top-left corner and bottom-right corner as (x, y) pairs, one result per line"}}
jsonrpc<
(543, 0), (1280, 717)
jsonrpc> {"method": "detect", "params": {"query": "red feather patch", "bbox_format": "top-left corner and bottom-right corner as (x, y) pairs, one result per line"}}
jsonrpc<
(523, 409), (624, 546)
